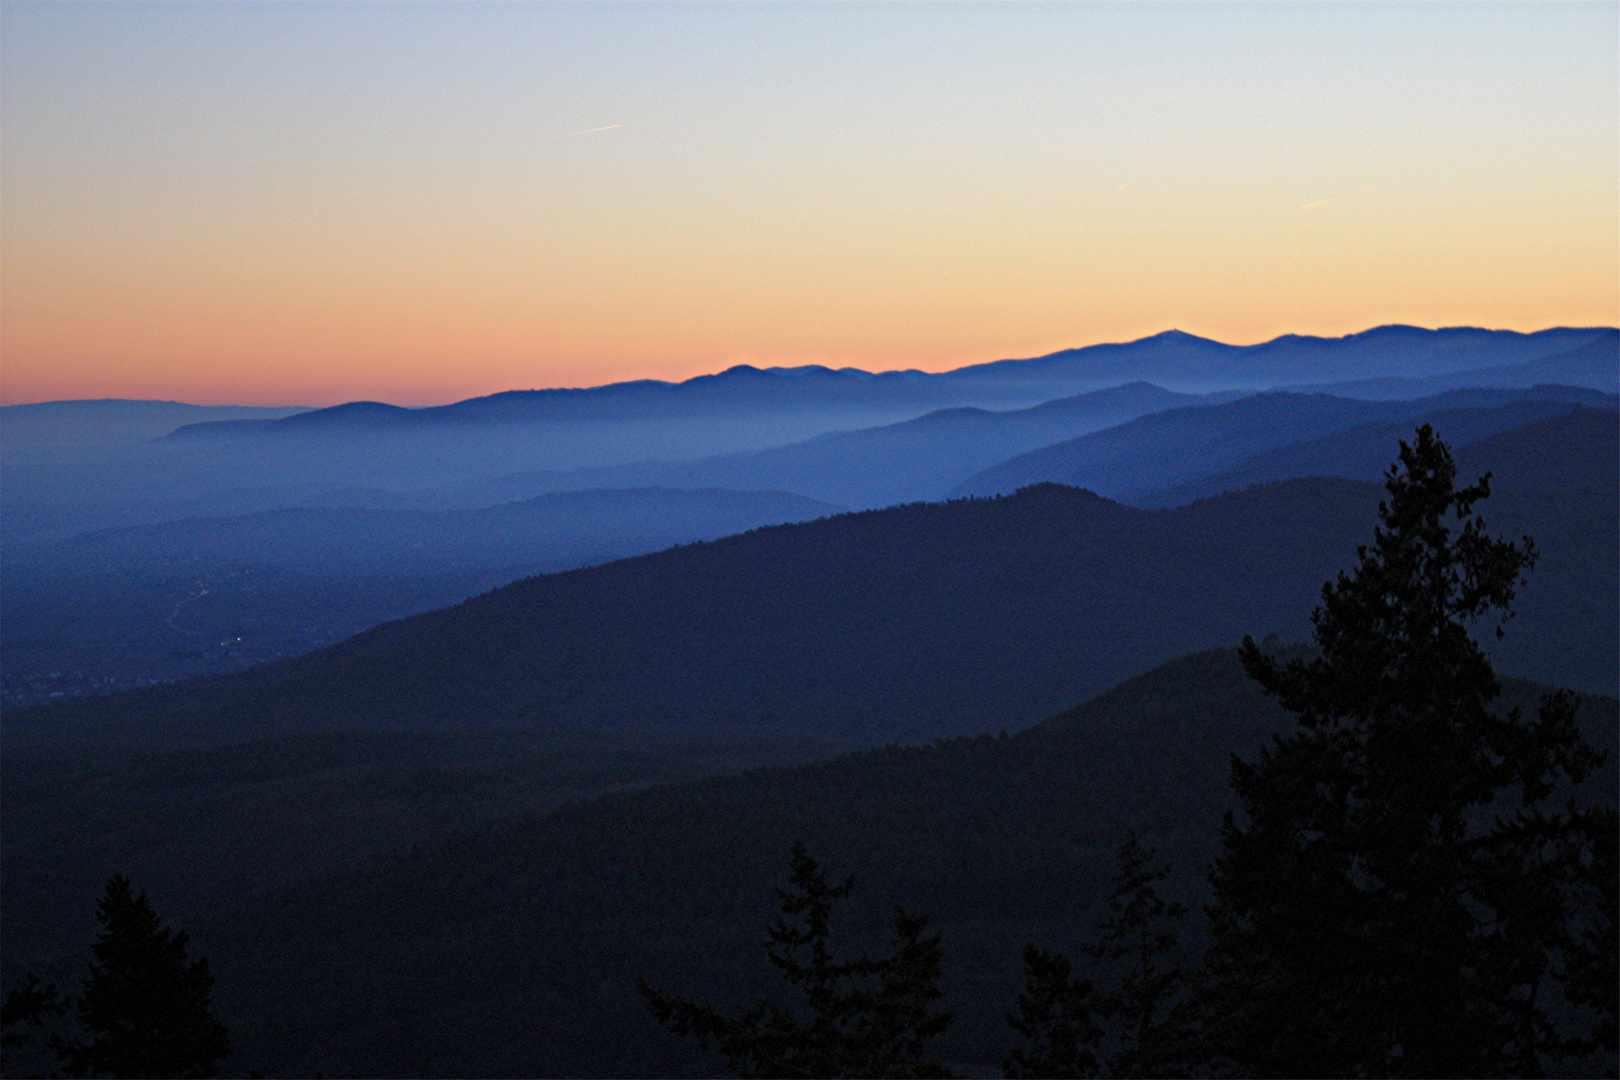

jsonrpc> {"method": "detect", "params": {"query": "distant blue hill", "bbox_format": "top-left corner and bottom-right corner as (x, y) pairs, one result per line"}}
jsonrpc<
(441, 381), (1217, 510)
(0, 400), (308, 450)
(17, 487), (841, 578)
(162, 325), (1615, 439)
(939, 325), (1611, 389)
(11, 430), (1612, 747)
(1296, 329), (1619, 398)
(1137, 401), (1620, 507)
(951, 385), (1616, 502)
(0, 487), (845, 705)
(1451, 408), (1620, 493)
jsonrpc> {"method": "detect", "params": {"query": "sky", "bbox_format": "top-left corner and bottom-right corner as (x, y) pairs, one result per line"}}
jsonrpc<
(3, 2), (1616, 407)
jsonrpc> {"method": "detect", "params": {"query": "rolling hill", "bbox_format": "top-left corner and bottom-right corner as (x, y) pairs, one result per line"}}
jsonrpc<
(1137, 403), (1619, 507)
(1452, 407), (1620, 492)
(949, 386), (1614, 502)
(1, 489), (840, 704)
(440, 382), (1212, 510)
(9, 330), (1612, 558)
(13, 487), (841, 578)
(1303, 328), (1620, 399)
(0, 727), (848, 963)
(5, 403), (1615, 1078)
(73, 650), (1613, 1078)
(0, 400), (308, 452)
(10, 421), (1614, 748)
(164, 326), (1614, 441)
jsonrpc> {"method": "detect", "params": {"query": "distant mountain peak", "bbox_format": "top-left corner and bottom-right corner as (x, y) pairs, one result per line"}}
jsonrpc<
(277, 400), (418, 427)
(304, 400), (410, 415)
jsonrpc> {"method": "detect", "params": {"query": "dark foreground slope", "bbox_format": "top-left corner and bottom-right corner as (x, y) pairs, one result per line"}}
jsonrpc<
(11, 458), (1615, 747)
(0, 728), (848, 963)
(160, 653), (1617, 1077)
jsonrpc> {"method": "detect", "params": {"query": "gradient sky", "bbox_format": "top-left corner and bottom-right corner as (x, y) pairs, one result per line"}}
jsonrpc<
(3, 2), (1616, 407)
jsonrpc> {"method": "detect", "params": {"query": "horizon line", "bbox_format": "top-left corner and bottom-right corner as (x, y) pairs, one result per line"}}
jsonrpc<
(3, 322), (1613, 412)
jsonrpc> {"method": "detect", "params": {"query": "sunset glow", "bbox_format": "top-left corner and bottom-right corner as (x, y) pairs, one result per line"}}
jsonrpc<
(3, 2), (1615, 406)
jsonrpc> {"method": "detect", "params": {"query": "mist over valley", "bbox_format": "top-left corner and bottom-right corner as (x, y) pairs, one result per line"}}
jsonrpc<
(4, 325), (1616, 1077)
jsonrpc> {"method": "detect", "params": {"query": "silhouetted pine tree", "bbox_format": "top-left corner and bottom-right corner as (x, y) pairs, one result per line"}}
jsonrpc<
(1202, 424), (1613, 1077)
(1003, 833), (1193, 1080)
(1002, 946), (1100, 1079)
(1081, 833), (1192, 1078)
(639, 842), (953, 1079)
(61, 875), (230, 1079)
(2, 973), (67, 1075)
(1552, 802), (1618, 1062)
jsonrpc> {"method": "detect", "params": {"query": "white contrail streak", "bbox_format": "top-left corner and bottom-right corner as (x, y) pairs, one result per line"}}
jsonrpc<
(561, 124), (624, 138)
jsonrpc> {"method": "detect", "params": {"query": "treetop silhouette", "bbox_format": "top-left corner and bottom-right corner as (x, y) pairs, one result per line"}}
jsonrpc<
(640, 841), (953, 1079)
(63, 874), (231, 1079)
(1205, 422), (1613, 1077)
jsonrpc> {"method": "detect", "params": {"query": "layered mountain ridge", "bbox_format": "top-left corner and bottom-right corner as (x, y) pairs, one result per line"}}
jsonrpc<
(950, 386), (1614, 502)
(162, 325), (1616, 439)
(11, 410), (1613, 749)
(4, 328), (1616, 1080)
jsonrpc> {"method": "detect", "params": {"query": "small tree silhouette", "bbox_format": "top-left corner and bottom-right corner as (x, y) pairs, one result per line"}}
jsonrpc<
(1002, 945), (1101, 1079)
(61, 875), (230, 1079)
(2, 972), (67, 1075)
(1082, 832), (1191, 1078)
(640, 842), (953, 1078)
(1004, 832), (1189, 1080)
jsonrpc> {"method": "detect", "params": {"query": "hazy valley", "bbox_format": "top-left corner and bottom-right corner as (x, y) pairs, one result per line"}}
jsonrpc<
(3, 325), (1616, 1077)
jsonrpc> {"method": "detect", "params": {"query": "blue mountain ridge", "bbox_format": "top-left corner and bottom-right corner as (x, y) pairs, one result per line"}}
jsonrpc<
(950, 385), (1615, 502)
(162, 325), (1615, 438)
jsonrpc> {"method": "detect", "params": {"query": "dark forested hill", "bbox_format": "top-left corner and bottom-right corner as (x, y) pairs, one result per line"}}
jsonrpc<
(11, 438), (1614, 747)
(1137, 403), (1617, 507)
(1452, 408), (1620, 492)
(950, 386), (1614, 502)
(135, 652), (1617, 1078)
(7, 402), (1615, 1077)
(0, 728), (848, 963)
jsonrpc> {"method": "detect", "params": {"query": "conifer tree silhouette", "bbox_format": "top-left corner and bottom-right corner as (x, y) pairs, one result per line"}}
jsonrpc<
(1203, 424), (1613, 1077)
(2, 973), (67, 1075)
(1557, 802), (1619, 1059)
(1003, 832), (1190, 1080)
(1002, 945), (1100, 1079)
(1081, 832), (1191, 1078)
(61, 875), (230, 1079)
(640, 842), (953, 1078)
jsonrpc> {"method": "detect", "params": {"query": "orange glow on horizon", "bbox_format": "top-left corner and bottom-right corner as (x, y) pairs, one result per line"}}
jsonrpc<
(4, 2), (1615, 408)
(6, 309), (1616, 409)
